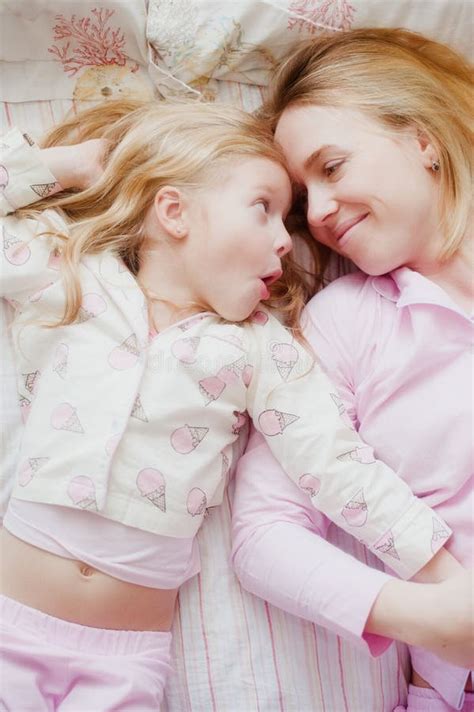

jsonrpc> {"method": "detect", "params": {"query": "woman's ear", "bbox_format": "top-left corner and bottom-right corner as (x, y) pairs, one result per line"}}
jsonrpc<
(415, 128), (439, 170)
(152, 186), (188, 239)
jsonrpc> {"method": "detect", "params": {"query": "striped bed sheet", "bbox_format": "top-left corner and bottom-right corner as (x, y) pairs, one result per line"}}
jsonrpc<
(1, 90), (409, 712)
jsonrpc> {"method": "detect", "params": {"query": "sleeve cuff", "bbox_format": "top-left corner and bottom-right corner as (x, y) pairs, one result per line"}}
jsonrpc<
(0, 128), (62, 214)
(369, 500), (452, 580)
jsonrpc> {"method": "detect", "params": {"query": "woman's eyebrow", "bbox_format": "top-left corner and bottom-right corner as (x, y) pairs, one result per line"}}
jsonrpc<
(303, 144), (339, 171)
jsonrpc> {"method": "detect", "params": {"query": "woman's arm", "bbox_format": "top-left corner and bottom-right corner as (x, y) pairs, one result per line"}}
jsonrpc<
(231, 429), (471, 666)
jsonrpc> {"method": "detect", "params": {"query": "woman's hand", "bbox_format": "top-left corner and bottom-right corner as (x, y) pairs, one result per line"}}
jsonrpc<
(366, 569), (474, 668)
(40, 139), (109, 191)
(422, 570), (474, 668)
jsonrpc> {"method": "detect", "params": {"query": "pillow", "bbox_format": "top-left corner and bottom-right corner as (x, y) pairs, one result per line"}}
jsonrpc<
(0, 0), (155, 102)
(146, 0), (473, 99)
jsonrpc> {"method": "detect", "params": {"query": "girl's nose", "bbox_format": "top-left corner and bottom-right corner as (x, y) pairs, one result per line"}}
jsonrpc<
(276, 226), (293, 257)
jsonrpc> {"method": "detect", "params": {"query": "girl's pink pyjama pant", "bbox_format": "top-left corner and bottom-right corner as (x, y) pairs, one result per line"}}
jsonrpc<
(0, 594), (173, 711)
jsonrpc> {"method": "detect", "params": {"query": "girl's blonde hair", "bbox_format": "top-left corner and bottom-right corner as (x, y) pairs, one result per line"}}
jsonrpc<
(27, 99), (315, 335)
(263, 28), (473, 259)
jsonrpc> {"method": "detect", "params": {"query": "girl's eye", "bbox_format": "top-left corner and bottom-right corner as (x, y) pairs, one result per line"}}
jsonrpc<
(324, 160), (343, 178)
(256, 200), (269, 213)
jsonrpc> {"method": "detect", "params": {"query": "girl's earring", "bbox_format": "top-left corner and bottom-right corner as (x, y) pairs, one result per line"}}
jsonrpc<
(431, 160), (440, 172)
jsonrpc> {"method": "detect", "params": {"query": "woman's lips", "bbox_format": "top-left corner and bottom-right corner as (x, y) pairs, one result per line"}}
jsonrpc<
(336, 213), (369, 248)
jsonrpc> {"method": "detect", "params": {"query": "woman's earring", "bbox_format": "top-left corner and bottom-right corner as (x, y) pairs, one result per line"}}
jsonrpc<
(431, 160), (440, 172)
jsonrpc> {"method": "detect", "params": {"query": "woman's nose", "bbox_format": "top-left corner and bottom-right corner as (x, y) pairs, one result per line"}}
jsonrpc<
(306, 189), (338, 228)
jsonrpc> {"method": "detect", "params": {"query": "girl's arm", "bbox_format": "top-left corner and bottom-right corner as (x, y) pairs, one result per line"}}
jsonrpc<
(39, 139), (108, 191)
(245, 309), (452, 581)
(1, 129), (106, 301)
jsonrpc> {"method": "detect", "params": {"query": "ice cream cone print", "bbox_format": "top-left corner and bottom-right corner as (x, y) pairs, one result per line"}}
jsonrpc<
(232, 410), (248, 435)
(67, 476), (97, 510)
(53, 343), (69, 379)
(18, 457), (50, 487)
(47, 248), (62, 271)
(77, 293), (107, 323)
(30, 182), (59, 198)
(131, 394), (148, 422)
(51, 402), (84, 433)
(19, 396), (31, 423)
(251, 310), (269, 325)
(171, 336), (200, 364)
(199, 376), (226, 404)
(258, 409), (299, 436)
(242, 364), (253, 387)
(0, 164), (9, 190)
(171, 425), (209, 453)
(337, 446), (375, 465)
(3, 227), (31, 266)
(271, 342), (299, 381)
(108, 334), (140, 370)
(186, 487), (207, 517)
(136, 468), (166, 512)
(374, 530), (400, 560)
(341, 488), (368, 527)
(299, 474), (321, 497)
(330, 392), (345, 415)
(23, 370), (40, 396)
(431, 517), (450, 552)
(217, 356), (246, 386)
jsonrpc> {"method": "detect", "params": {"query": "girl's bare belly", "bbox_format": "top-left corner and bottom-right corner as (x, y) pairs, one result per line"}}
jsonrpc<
(0, 528), (178, 631)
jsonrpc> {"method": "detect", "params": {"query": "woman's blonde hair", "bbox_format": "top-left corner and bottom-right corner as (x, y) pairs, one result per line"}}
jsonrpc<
(263, 28), (473, 259)
(27, 99), (314, 335)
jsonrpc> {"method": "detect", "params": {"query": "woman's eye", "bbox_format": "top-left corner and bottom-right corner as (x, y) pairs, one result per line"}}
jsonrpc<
(324, 160), (343, 178)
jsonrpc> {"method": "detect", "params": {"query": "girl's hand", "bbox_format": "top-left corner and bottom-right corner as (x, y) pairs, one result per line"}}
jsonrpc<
(40, 139), (109, 191)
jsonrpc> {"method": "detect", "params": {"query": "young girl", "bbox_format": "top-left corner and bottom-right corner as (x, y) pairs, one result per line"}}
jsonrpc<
(231, 28), (473, 712)
(0, 99), (457, 708)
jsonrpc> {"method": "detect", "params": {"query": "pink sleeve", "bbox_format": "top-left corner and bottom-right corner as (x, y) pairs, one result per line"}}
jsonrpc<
(231, 275), (394, 655)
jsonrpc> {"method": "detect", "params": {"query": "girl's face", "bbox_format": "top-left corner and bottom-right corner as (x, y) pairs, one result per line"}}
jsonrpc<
(274, 104), (443, 275)
(184, 156), (293, 321)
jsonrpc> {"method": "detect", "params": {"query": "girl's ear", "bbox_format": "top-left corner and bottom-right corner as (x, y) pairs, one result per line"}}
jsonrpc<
(152, 186), (188, 239)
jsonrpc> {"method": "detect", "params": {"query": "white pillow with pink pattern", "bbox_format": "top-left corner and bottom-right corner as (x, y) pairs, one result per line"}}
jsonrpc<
(146, 0), (472, 99)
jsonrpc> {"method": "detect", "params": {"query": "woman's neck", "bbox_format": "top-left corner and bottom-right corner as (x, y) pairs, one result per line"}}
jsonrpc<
(416, 239), (473, 314)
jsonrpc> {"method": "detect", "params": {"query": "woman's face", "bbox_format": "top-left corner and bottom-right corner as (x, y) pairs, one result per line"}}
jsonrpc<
(274, 104), (443, 275)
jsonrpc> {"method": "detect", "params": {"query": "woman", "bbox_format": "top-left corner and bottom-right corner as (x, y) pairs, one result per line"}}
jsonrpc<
(231, 28), (473, 712)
